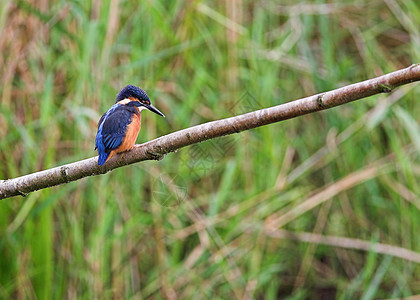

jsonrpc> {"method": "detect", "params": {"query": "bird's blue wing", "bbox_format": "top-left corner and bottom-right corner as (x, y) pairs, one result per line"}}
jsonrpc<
(99, 107), (134, 152)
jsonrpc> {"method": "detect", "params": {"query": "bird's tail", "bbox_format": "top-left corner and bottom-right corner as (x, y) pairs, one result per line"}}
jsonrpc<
(98, 152), (110, 166)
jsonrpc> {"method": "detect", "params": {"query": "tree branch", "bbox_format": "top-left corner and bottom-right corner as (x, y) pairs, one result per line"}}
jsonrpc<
(1, 64), (420, 199)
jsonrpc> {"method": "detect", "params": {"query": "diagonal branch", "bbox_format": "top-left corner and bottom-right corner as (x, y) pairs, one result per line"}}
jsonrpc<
(1, 64), (420, 200)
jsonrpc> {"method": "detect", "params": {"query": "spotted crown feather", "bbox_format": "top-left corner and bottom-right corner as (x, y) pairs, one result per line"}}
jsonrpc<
(115, 85), (151, 103)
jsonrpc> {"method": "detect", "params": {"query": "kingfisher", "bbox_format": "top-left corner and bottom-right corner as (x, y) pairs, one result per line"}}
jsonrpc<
(95, 85), (165, 166)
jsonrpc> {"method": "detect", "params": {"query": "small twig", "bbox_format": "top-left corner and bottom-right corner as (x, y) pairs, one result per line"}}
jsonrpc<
(1, 64), (420, 199)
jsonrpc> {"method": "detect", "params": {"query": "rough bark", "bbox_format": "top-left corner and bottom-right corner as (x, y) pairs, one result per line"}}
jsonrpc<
(1, 64), (420, 199)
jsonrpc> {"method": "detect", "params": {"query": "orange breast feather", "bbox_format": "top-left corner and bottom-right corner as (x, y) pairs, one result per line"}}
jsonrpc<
(106, 113), (141, 163)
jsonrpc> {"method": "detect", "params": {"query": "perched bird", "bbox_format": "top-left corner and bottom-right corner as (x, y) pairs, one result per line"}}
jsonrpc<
(95, 85), (165, 166)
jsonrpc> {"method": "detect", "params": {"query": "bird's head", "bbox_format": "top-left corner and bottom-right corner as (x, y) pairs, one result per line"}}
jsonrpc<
(116, 85), (165, 117)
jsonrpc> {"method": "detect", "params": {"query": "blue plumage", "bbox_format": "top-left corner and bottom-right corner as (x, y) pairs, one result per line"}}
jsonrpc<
(95, 104), (137, 165)
(95, 85), (164, 166)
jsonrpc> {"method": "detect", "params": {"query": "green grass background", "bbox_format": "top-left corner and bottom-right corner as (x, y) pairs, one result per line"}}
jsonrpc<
(1, 0), (420, 299)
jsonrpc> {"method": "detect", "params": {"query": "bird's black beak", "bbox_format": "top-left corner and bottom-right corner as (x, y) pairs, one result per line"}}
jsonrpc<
(133, 101), (165, 117)
(145, 103), (165, 117)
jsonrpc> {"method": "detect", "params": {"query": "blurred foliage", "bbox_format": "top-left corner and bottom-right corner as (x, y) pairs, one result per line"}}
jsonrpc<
(1, 0), (420, 299)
